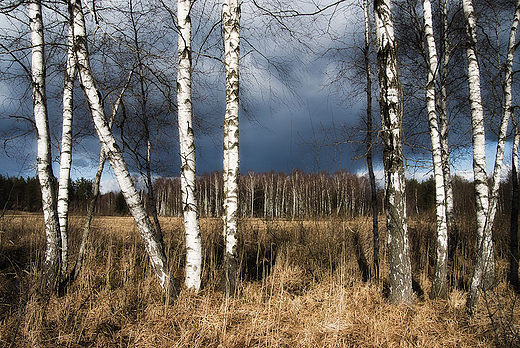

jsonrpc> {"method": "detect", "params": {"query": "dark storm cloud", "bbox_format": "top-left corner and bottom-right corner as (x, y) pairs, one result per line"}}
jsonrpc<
(194, 60), (366, 176)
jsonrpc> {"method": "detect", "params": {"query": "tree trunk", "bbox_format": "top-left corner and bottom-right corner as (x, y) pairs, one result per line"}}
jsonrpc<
(222, 0), (241, 297)
(70, 150), (104, 284)
(507, 0), (520, 292)
(68, 70), (131, 286)
(374, 0), (413, 305)
(422, 0), (448, 299)
(479, 0), (520, 291)
(510, 122), (520, 291)
(439, 0), (458, 264)
(128, 0), (164, 244)
(146, 138), (164, 243)
(177, 0), (202, 290)
(57, 23), (76, 279)
(364, 0), (379, 280)
(70, 0), (173, 296)
(29, 0), (61, 293)
(439, 1), (455, 224)
(464, 0), (492, 316)
(466, 0), (519, 315)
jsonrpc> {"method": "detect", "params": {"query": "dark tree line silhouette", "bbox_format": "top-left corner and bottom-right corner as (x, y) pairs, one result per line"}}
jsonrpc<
(2, 170), (515, 222)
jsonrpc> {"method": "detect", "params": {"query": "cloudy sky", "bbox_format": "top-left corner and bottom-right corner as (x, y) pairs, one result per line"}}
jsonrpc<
(0, 0), (516, 193)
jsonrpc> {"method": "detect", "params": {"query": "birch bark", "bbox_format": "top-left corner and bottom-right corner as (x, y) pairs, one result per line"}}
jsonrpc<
(466, 0), (520, 315)
(223, 0), (240, 297)
(57, 23), (76, 278)
(69, 0), (172, 295)
(479, 0), (520, 289)
(29, 0), (61, 292)
(463, 0), (491, 315)
(364, 0), (379, 279)
(69, 71), (132, 284)
(505, 0), (520, 292)
(374, 0), (413, 305)
(422, 0), (448, 299)
(510, 121), (520, 290)
(438, 0), (459, 262)
(177, 0), (202, 290)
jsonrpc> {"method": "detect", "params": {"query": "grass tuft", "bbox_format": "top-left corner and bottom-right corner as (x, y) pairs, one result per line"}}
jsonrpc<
(0, 213), (517, 347)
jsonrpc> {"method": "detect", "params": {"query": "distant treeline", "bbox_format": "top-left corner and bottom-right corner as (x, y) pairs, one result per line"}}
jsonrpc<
(0, 171), (514, 219)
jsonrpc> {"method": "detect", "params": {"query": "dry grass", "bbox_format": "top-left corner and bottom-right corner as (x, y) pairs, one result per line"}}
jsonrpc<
(0, 213), (518, 347)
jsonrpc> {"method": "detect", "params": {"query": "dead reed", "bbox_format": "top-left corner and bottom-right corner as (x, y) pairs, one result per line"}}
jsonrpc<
(0, 212), (517, 347)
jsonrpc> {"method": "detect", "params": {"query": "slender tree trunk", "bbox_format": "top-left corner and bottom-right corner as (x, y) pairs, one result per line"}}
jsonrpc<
(57, 23), (76, 278)
(29, 0), (61, 293)
(68, 71), (131, 285)
(364, 0), (379, 280)
(507, 0), (520, 292)
(374, 0), (413, 305)
(423, 0), (448, 299)
(466, 0), (519, 315)
(439, 0), (459, 262)
(128, 0), (164, 244)
(70, 0), (172, 295)
(478, 0), (520, 291)
(510, 122), (520, 291)
(146, 139), (163, 243)
(70, 150), (104, 283)
(463, 0), (492, 315)
(222, 0), (240, 297)
(178, 0), (202, 290)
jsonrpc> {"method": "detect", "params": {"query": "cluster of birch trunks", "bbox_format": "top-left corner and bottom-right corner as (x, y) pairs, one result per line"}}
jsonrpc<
(20, 0), (520, 315)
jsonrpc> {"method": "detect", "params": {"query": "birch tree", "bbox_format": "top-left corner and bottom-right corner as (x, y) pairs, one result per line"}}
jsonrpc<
(69, 0), (173, 295)
(362, 0), (379, 280)
(422, 0), (448, 299)
(463, 0), (492, 315)
(463, 0), (519, 315)
(374, 0), (413, 305)
(510, 119), (520, 291)
(177, 0), (202, 290)
(438, 0), (457, 238)
(222, 0), (240, 297)
(57, 22), (76, 278)
(505, 0), (520, 292)
(29, 0), (61, 293)
(67, 70), (133, 285)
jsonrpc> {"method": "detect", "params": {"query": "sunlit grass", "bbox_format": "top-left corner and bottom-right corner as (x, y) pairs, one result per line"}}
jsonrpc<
(0, 212), (517, 347)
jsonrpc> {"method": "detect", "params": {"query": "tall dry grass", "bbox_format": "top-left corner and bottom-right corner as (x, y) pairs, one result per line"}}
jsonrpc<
(0, 212), (518, 347)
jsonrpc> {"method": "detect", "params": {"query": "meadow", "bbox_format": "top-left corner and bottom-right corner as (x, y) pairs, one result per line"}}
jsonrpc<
(0, 212), (518, 347)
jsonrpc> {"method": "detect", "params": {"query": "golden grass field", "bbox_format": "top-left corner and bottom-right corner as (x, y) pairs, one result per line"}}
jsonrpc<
(0, 212), (518, 347)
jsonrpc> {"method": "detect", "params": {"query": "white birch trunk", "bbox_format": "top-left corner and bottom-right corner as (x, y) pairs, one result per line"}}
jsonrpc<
(465, 0), (520, 315)
(364, 0), (379, 279)
(422, 0), (448, 299)
(57, 24), (76, 278)
(178, 0), (202, 290)
(30, 0), (61, 292)
(438, 0), (458, 255)
(222, 0), (240, 297)
(463, 0), (492, 315)
(69, 70), (131, 284)
(478, 0), (520, 290)
(374, 0), (413, 305)
(70, 0), (172, 295)
(510, 119), (520, 290)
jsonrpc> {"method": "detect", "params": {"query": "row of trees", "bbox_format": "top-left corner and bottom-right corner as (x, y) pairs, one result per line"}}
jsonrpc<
(2, 0), (520, 314)
(0, 175), (93, 213)
(7, 170), (516, 221)
(1, 0), (242, 299)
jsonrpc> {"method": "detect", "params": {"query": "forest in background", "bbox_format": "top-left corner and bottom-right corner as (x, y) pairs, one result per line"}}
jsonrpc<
(1, 170), (507, 219)
(1, 0), (520, 344)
